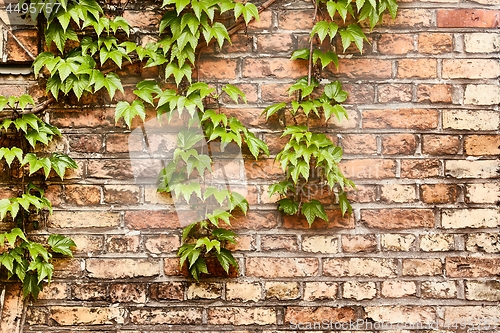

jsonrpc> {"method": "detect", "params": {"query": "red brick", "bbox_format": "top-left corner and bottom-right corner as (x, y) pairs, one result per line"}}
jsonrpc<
(130, 308), (202, 325)
(421, 184), (458, 204)
(422, 135), (460, 155)
(343, 84), (375, 104)
(64, 185), (101, 206)
(110, 284), (147, 303)
(228, 211), (278, 230)
(418, 33), (453, 54)
(50, 108), (116, 128)
(342, 235), (377, 253)
(464, 135), (500, 156)
(335, 59), (392, 79)
(378, 84), (412, 103)
(377, 34), (414, 54)
(261, 83), (294, 102)
(446, 257), (500, 277)
(71, 283), (107, 301)
(103, 185), (140, 205)
(362, 209), (435, 229)
(402, 259), (442, 276)
(401, 159), (441, 178)
(246, 257), (319, 277)
(341, 134), (377, 155)
(363, 109), (438, 129)
(122, 10), (161, 27)
(245, 159), (284, 180)
(279, 10), (315, 30)
(86, 258), (160, 278)
(397, 59), (437, 79)
(198, 58), (238, 80)
(6, 29), (38, 62)
(257, 33), (293, 53)
(219, 33), (252, 53)
(106, 133), (143, 153)
(382, 134), (417, 155)
(106, 235), (140, 253)
(417, 84), (453, 103)
(283, 210), (355, 229)
(242, 58), (308, 79)
(346, 185), (377, 203)
(144, 234), (180, 253)
(340, 159), (396, 179)
(261, 235), (298, 251)
(87, 159), (136, 179)
(68, 135), (103, 153)
(443, 59), (500, 79)
(379, 9), (433, 28)
(125, 210), (180, 229)
(437, 9), (500, 28)
(150, 282), (184, 301)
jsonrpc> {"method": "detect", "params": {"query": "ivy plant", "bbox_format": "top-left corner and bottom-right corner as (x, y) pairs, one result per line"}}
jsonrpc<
(264, 0), (397, 225)
(0, 95), (77, 299)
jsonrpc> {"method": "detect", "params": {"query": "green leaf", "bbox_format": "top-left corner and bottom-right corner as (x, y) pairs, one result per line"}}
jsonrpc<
(222, 84), (247, 104)
(28, 258), (54, 284)
(182, 223), (197, 241)
(189, 257), (208, 281)
(339, 24), (368, 53)
(215, 248), (238, 274)
(301, 199), (328, 226)
(45, 21), (78, 53)
(49, 153), (78, 180)
(313, 50), (339, 69)
(115, 100), (146, 128)
(0, 147), (24, 167)
(23, 272), (41, 300)
(269, 180), (294, 197)
(338, 191), (352, 216)
(0, 253), (15, 273)
(177, 129), (204, 150)
(195, 237), (221, 254)
(291, 48), (310, 60)
(244, 131), (269, 159)
(263, 102), (286, 120)
(209, 22), (231, 48)
(212, 228), (238, 243)
(277, 198), (299, 215)
(26, 242), (50, 262)
(48, 234), (76, 257)
(22, 153), (52, 178)
(324, 81), (348, 103)
(5, 228), (28, 246)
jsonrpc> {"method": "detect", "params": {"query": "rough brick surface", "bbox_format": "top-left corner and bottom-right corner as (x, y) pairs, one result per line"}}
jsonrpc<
(1, 0), (498, 332)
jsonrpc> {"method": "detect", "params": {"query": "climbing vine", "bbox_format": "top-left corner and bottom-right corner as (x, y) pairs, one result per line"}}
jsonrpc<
(0, 0), (398, 288)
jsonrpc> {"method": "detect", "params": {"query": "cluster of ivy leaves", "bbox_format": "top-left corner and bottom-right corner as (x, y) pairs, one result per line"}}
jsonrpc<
(263, 0), (397, 226)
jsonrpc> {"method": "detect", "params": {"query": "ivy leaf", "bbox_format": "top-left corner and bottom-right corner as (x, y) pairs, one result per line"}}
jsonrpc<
(215, 248), (238, 274)
(0, 96), (8, 111)
(338, 191), (352, 216)
(212, 228), (238, 243)
(269, 180), (294, 197)
(339, 24), (368, 53)
(0, 253), (15, 273)
(0, 147), (24, 167)
(28, 259), (54, 284)
(22, 272), (42, 300)
(301, 199), (328, 226)
(133, 80), (162, 105)
(26, 242), (50, 262)
(48, 234), (76, 257)
(244, 131), (269, 159)
(229, 192), (249, 215)
(33, 52), (55, 77)
(45, 21), (78, 53)
(189, 257), (208, 281)
(22, 153), (52, 178)
(182, 223), (197, 241)
(222, 84), (247, 104)
(324, 103), (348, 122)
(313, 50), (339, 69)
(165, 62), (192, 86)
(277, 198), (299, 215)
(195, 237), (221, 254)
(262, 102), (286, 120)
(49, 153), (78, 180)
(234, 2), (259, 24)
(210, 22), (231, 48)
(310, 21), (338, 43)
(291, 48), (310, 60)
(115, 100), (146, 128)
(5, 228), (28, 246)
(177, 129), (204, 150)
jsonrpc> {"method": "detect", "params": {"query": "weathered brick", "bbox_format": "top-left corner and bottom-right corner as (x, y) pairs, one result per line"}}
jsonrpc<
(397, 59), (437, 79)
(38, 282), (69, 300)
(6, 29), (38, 62)
(422, 135), (460, 155)
(130, 308), (202, 325)
(466, 281), (500, 301)
(48, 211), (120, 229)
(417, 84), (453, 103)
(363, 109), (438, 130)
(362, 209), (435, 229)
(443, 59), (500, 79)
(446, 257), (500, 277)
(464, 135), (500, 156)
(242, 58), (307, 79)
(443, 306), (500, 325)
(364, 306), (435, 324)
(71, 283), (107, 301)
(109, 283), (147, 303)
(103, 185), (140, 205)
(283, 209), (354, 229)
(437, 9), (500, 28)
(421, 184), (458, 204)
(64, 185), (101, 206)
(303, 282), (338, 301)
(380, 184), (417, 203)
(257, 33), (293, 53)
(420, 234), (454, 252)
(343, 281), (377, 300)
(465, 33), (500, 53)
(347, 185), (377, 203)
(106, 133), (143, 153)
(86, 258), (160, 278)
(381, 234), (416, 251)
(336, 59), (392, 79)
(466, 183), (500, 204)
(464, 84), (500, 105)
(381, 281), (417, 298)
(402, 259), (442, 276)
(144, 234), (180, 254)
(377, 34), (414, 54)
(341, 235), (377, 253)
(323, 258), (397, 277)
(442, 209), (499, 229)
(278, 10), (315, 30)
(341, 134), (377, 155)
(378, 84), (412, 103)
(87, 159), (136, 179)
(106, 235), (140, 253)
(382, 134), (417, 155)
(70, 235), (104, 254)
(265, 282), (299, 300)
(443, 110), (500, 130)
(246, 257), (318, 277)
(261, 235), (298, 251)
(49, 306), (126, 325)
(125, 210), (180, 229)
(198, 58), (238, 80)
(208, 307), (276, 325)
(187, 283), (222, 300)
(466, 233), (500, 253)
(150, 282), (184, 301)
(340, 159), (396, 179)
(226, 281), (261, 302)
(418, 33), (453, 54)
(302, 236), (338, 254)
(401, 159), (441, 178)
(285, 307), (356, 324)
(68, 134), (102, 153)
(421, 281), (457, 299)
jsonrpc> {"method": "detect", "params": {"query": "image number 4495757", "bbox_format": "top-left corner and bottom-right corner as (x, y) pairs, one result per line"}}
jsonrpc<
(6, 2), (62, 15)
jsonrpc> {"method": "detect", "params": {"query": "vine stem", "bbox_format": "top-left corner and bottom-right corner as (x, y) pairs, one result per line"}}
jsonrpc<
(308, 0), (318, 86)
(0, 97), (55, 122)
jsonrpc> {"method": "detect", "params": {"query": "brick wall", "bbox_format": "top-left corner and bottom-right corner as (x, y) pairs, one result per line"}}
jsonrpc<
(0, 0), (499, 332)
